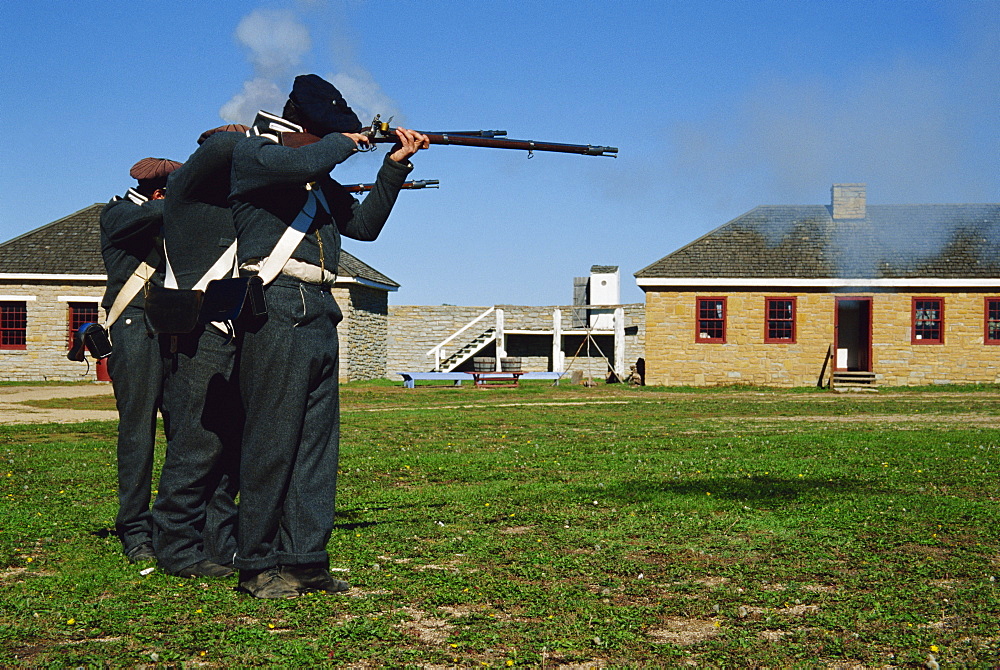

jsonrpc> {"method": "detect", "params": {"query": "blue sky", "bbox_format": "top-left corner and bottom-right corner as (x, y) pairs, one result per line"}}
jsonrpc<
(1, 0), (997, 305)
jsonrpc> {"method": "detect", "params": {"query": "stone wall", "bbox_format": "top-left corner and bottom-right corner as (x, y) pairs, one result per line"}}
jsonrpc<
(335, 284), (389, 382)
(1, 279), (391, 383)
(644, 289), (1000, 386)
(387, 304), (645, 378)
(0, 280), (106, 381)
(387, 305), (493, 374)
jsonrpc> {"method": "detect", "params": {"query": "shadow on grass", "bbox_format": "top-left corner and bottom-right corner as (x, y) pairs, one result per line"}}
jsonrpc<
(576, 475), (869, 507)
(333, 502), (447, 531)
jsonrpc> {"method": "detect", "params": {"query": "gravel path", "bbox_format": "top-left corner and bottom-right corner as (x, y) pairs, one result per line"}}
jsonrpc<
(0, 384), (119, 425)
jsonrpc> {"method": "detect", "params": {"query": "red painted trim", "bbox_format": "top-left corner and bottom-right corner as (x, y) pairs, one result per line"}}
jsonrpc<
(764, 296), (797, 344)
(834, 296), (873, 372)
(66, 302), (100, 350)
(911, 296), (944, 345)
(985, 297), (1000, 345)
(0, 301), (27, 351)
(695, 296), (727, 343)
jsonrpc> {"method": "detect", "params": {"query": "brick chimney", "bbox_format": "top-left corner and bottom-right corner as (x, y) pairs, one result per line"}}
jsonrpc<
(831, 183), (866, 220)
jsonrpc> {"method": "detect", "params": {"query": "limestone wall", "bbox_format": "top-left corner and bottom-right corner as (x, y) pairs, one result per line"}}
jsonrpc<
(335, 284), (389, 382)
(387, 304), (645, 378)
(0, 280), (106, 381)
(0, 279), (391, 383)
(644, 289), (1000, 387)
(387, 305), (492, 374)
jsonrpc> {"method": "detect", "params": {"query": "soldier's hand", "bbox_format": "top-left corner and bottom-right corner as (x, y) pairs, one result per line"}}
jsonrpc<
(389, 128), (430, 163)
(342, 133), (371, 150)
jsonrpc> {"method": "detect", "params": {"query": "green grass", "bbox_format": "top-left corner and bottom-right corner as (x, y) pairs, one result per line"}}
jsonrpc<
(2, 383), (999, 666)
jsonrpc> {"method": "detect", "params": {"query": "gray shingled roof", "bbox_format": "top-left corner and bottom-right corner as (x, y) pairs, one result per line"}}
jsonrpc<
(635, 204), (1000, 279)
(0, 204), (400, 288)
(0, 204), (107, 274)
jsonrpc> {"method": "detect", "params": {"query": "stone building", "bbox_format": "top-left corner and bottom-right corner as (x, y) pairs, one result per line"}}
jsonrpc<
(635, 184), (1000, 388)
(0, 204), (398, 382)
(387, 303), (645, 380)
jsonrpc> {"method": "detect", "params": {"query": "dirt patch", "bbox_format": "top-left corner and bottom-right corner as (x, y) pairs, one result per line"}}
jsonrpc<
(499, 525), (536, 535)
(397, 606), (455, 644)
(648, 618), (720, 646)
(742, 413), (1000, 425)
(0, 567), (28, 583)
(759, 629), (789, 642)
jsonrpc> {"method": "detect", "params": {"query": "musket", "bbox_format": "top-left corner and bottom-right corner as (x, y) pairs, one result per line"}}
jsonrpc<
(362, 116), (618, 158)
(341, 179), (440, 193)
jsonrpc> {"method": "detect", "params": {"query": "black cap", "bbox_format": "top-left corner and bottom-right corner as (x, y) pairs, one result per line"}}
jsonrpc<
(287, 74), (362, 135)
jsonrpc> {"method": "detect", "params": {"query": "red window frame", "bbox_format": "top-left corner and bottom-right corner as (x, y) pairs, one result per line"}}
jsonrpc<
(764, 297), (796, 344)
(67, 302), (100, 350)
(0, 301), (27, 350)
(912, 297), (943, 345)
(986, 298), (1000, 345)
(696, 297), (726, 343)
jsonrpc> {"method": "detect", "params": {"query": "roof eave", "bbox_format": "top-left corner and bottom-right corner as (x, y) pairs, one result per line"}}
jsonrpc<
(637, 277), (1000, 288)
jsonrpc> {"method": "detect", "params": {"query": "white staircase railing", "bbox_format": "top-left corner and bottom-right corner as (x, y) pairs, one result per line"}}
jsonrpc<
(427, 307), (496, 371)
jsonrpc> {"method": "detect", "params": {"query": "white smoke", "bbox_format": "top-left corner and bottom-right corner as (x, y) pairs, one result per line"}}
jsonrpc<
(237, 9), (312, 78)
(220, 6), (402, 129)
(219, 78), (286, 125)
(219, 9), (312, 123)
(327, 70), (402, 126)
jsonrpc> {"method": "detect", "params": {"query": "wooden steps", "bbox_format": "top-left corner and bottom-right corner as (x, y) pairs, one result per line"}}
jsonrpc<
(832, 370), (878, 392)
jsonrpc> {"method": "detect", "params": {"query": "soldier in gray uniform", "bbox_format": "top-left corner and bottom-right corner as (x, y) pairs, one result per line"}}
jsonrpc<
(230, 74), (428, 598)
(100, 157), (180, 563)
(152, 125), (249, 578)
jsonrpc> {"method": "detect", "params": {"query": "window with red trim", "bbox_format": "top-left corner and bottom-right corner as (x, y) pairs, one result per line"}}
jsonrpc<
(986, 298), (1000, 345)
(696, 297), (726, 343)
(67, 302), (100, 349)
(765, 297), (796, 343)
(912, 297), (943, 344)
(1, 302), (27, 350)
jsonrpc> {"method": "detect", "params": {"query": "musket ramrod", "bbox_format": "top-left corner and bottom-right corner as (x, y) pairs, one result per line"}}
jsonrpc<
(362, 116), (617, 158)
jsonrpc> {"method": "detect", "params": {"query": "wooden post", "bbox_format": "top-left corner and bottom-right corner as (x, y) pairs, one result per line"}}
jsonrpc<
(553, 308), (563, 372)
(495, 309), (506, 371)
(614, 307), (625, 381)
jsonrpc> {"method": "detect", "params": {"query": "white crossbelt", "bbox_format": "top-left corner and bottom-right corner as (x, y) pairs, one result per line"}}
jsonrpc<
(103, 259), (155, 331)
(163, 240), (239, 291)
(103, 190), (157, 333)
(254, 183), (331, 287)
(162, 240), (239, 335)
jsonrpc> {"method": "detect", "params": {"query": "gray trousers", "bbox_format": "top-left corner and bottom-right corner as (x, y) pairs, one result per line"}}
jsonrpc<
(107, 306), (164, 555)
(233, 277), (342, 571)
(153, 324), (241, 572)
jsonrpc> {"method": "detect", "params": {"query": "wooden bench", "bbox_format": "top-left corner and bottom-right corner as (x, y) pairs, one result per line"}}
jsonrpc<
(520, 371), (566, 383)
(397, 372), (472, 389)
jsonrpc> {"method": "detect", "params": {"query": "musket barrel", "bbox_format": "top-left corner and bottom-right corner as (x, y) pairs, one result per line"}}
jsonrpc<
(363, 120), (616, 157)
(437, 130), (507, 138)
(416, 133), (618, 157)
(341, 179), (440, 193)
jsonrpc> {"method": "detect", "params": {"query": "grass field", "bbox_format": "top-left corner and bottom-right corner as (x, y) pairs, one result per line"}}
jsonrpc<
(1, 381), (999, 667)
